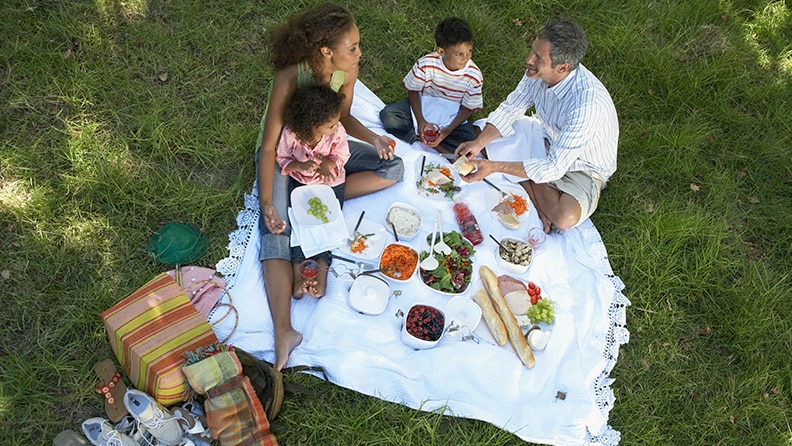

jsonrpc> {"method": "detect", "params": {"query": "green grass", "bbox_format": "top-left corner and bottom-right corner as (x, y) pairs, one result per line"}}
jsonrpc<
(1, 0), (791, 445)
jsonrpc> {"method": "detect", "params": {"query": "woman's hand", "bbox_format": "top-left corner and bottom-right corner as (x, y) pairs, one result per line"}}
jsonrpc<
(262, 203), (287, 234)
(374, 135), (396, 160)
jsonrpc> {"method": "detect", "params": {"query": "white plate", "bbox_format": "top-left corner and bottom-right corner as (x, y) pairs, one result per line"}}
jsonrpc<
(416, 163), (460, 200)
(290, 185), (342, 227)
(488, 188), (530, 225)
(444, 295), (482, 331)
(338, 217), (387, 261)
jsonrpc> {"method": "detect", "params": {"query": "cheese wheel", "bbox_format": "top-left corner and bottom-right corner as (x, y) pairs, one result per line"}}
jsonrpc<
(480, 265), (535, 368)
(471, 288), (508, 346)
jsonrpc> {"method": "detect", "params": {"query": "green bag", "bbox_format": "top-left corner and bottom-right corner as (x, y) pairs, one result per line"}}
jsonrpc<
(233, 348), (327, 421)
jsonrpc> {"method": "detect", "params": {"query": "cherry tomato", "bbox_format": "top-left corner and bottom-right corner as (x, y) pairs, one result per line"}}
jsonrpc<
(528, 281), (536, 290)
(535, 286), (541, 296)
(530, 294), (538, 305)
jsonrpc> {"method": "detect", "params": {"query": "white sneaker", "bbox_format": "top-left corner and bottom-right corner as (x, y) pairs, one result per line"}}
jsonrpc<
(81, 417), (138, 446)
(123, 388), (184, 446)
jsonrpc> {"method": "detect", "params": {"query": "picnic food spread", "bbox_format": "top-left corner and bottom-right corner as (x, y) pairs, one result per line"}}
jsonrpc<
(418, 231), (475, 294)
(416, 163), (460, 199)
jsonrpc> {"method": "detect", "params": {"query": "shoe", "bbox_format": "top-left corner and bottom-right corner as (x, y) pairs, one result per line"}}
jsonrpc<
(53, 429), (91, 446)
(81, 418), (138, 446)
(123, 388), (184, 446)
(172, 406), (213, 446)
(113, 414), (153, 445)
(94, 359), (129, 423)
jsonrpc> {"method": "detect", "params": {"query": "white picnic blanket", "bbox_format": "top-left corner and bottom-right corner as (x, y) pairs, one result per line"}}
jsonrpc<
(210, 81), (629, 445)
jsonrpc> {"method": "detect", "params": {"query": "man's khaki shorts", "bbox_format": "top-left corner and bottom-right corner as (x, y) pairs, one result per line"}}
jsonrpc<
(547, 170), (604, 227)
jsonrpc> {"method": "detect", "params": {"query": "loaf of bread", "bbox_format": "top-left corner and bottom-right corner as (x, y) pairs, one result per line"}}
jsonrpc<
(472, 288), (508, 346)
(480, 265), (535, 368)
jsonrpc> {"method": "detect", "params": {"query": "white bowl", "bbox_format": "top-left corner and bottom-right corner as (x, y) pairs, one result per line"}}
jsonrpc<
(378, 242), (418, 282)
(400, 303), (446, 349)
(347, 274), (390, 315)
(444, 295), (482, 331)
(384, 202), (422, 241)
(417, 232), (475, 296)
(495, 236), (533, 274)
(290, 184), (341, 227)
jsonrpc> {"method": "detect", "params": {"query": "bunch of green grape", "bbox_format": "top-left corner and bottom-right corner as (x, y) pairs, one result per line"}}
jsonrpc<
(307, 197), (329, 223)
(527, 298), (555, 324)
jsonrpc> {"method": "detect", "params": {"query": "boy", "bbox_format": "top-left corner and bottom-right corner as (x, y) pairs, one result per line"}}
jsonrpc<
(380, 17), (483, 154)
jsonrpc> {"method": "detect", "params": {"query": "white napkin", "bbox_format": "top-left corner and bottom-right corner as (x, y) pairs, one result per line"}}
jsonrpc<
(288, 207), (349, 258)
(411, 95), (462, 130)
(483, 117), (547, 183)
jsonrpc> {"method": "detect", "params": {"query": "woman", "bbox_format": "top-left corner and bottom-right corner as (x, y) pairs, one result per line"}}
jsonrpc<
(256, 3), (404, 370)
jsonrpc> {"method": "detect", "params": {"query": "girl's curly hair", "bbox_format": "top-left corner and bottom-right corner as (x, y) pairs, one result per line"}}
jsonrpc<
(285, 85), (344, 144)
(268, 3), (356, 71)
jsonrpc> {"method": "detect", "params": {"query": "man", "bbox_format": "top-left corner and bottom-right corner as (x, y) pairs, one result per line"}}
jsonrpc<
(456, 19), (618, 233)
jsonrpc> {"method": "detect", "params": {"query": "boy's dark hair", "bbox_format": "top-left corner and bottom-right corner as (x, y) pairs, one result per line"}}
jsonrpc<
(285, 85), (344, 143)
(538, 19), (588, 70)
(434, 17), (473, 49)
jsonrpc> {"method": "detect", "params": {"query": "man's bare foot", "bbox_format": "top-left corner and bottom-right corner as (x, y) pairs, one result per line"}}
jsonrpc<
(274, 328), (302, 371)
(302, 259), (329, 298)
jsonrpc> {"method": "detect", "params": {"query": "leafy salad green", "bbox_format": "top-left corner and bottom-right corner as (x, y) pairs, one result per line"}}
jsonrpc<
(418, 230), (475, 293)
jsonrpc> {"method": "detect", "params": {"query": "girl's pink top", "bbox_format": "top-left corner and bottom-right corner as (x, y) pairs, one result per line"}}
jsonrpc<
(276, 123), (351, 187)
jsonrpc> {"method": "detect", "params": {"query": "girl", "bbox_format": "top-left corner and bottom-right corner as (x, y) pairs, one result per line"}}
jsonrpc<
(276, 85), (350, 299)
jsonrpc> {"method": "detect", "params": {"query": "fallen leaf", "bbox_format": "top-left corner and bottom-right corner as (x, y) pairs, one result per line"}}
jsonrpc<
(1, 270), (9, 279)
(662, 342), (671, 347)
(640, 359), (649, 369)
(762, 391), (769, 399)
(158, 72), (169, 82)
(647, 203), (655, 213)
(681, 341), (691, 351)
(647, 88), (654, 95)
(690, 183), (700, 192)
(729, 415), (736, 424)
(512, 18), (523, 26)
(749, 197), (760, 204)
(772, 387), (780, 394)
(698, 326), (712, 335)
(737, 168), (747, 179)
(61, 49), (73, 60)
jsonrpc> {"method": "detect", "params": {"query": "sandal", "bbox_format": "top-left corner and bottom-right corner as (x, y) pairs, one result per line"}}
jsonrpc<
(94, 359), (128, 423)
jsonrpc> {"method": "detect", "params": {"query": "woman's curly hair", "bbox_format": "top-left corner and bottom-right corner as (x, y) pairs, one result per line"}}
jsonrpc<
(268, 3), (356, 71)
(285, 85), (345, 144)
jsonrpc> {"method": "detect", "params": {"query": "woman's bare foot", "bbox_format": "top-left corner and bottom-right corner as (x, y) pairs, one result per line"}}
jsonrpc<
(274, 328), (303, 371)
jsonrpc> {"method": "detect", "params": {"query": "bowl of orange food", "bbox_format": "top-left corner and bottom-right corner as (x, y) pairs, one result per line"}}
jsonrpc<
(378, 242), (419, 282)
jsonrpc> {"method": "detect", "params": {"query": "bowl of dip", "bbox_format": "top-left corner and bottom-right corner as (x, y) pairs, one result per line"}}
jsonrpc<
(384, 202), (422, 241)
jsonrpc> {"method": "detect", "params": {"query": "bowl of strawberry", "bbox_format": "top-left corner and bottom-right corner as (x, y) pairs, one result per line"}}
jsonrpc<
(400, 303), (446, 349)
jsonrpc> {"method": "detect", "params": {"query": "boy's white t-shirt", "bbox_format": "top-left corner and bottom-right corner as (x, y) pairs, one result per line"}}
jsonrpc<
(402, 53), (483, 129)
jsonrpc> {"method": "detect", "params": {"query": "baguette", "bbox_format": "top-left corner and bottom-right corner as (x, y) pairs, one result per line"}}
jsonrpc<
(472, 288), (508, 346)
(480, 265), (535, 368)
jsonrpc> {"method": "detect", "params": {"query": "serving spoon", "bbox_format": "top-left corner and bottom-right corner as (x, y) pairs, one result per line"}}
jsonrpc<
(434, 210), (452, 255)
(419, 222), (439, 271)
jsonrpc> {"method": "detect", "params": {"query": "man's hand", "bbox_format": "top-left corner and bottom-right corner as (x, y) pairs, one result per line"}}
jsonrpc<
(455, 140), (484, 159)
(375, 135), (396, 160)
(460, 158), (496, 183)
(262, 203), (286, 234)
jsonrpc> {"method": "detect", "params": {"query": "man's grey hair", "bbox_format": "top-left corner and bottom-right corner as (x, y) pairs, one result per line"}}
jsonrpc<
(538, 20), (588, 70)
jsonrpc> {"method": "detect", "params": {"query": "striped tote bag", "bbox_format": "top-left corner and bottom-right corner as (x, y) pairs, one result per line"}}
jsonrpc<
(101, 272), (218, 406)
